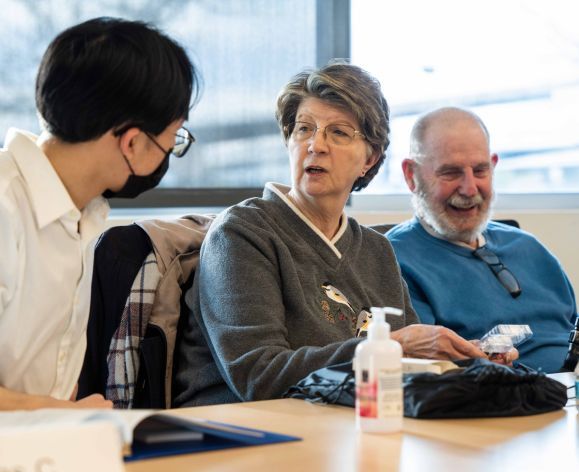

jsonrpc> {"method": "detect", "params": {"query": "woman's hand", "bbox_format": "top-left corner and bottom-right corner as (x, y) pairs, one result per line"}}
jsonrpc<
(391, 324), (487, 360)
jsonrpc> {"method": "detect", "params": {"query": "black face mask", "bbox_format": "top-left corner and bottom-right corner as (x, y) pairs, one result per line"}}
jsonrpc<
(103, 151), (170, 199)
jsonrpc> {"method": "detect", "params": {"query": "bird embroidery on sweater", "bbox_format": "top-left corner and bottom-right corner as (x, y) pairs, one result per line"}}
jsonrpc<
(321, 282), (355, 312)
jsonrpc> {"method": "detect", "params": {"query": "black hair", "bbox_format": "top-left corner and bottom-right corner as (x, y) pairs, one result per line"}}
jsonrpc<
(35, 17), (200, 143)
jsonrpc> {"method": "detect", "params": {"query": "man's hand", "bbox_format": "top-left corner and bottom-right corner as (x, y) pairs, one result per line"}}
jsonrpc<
(505, 348), (519, 365)
(69, 384), (78, 401)
(74, 394), (113, 409)
(1, 387), (112, 411)
(470, 340), (520, 366)
(491, 348), (519, 366)
(391, 324), (487, 360)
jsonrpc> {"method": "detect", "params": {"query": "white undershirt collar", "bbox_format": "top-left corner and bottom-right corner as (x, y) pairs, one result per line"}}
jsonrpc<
(266, 182), (347, 258)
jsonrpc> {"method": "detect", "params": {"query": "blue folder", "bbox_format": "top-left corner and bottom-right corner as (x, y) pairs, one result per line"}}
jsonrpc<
(125, 416), (301, 461)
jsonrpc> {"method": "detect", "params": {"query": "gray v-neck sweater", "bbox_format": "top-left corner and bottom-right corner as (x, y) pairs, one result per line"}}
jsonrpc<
(173, 184), (417, 407)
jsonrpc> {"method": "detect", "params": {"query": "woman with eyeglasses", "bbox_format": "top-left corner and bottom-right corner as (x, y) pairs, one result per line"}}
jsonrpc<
(174, 63), (487, 407)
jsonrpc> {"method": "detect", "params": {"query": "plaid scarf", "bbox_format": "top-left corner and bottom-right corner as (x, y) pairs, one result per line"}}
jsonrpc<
(105, 252), (161, 408)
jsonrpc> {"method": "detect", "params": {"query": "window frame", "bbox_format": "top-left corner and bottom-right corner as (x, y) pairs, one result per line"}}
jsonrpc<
(108, 0), (579, 212)
(110, 0), (351, 209)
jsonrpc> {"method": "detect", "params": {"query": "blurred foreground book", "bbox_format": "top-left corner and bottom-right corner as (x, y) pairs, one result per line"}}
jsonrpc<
(0, 408), (300, 462)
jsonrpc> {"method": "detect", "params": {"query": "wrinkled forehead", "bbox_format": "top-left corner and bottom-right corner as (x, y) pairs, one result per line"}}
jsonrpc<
(296, 97), (360, 127)
(422, 119), (491, 168)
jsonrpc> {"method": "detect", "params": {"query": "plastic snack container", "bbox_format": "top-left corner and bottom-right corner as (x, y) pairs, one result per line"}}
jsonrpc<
(479, 324), (532, 362)
(481, 324), (533, 347)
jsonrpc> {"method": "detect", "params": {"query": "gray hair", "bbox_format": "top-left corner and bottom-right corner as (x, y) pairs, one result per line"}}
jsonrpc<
(409, 107), (490, 163)
(275, 63), (390, 191)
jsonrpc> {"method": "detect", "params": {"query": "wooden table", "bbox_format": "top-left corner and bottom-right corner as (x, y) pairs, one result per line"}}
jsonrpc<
(126, 374), (577, 471)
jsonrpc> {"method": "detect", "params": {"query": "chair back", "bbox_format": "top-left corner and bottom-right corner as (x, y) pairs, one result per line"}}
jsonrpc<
(368, 219), (520, 234)
(79, 215), (213, 409)
(78, 224), (152, 403)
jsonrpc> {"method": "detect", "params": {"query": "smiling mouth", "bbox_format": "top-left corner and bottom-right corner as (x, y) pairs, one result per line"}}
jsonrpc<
(448, 203), (478, 212)
(305, 166), (326, 174)
(447, 193), (484, 213)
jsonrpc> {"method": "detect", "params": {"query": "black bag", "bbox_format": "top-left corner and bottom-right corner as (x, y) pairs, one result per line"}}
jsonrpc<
(284, 359), (568, 418)
(284, 362), (355, 406)
(403, 358), (568, 418)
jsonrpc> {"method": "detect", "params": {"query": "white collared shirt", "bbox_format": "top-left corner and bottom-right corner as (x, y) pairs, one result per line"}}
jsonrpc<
(0, 128), (109, 399)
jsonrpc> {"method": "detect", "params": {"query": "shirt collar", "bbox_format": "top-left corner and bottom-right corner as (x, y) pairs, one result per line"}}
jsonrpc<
(6, 128), (109, 230)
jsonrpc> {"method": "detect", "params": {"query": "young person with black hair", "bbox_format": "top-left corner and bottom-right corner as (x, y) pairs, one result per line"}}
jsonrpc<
(0, 17), (200, 410)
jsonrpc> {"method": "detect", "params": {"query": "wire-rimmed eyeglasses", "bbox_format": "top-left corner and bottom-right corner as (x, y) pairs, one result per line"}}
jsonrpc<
(287, 121), (366, 146)
(145, 126), (195, 158)
(472, 246), (522, 298)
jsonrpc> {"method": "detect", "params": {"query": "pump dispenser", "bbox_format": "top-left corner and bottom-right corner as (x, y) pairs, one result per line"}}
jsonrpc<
(354, 307), (403, 433)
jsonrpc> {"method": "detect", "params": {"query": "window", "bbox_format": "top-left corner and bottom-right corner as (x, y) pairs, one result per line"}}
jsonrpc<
(351, 0), (579, 195)
(0, 0), (349, 207)
(2, 0), (577, 210)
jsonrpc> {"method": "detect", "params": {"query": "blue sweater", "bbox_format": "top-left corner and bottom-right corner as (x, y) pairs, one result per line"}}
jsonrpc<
(387, 218), (576, 372)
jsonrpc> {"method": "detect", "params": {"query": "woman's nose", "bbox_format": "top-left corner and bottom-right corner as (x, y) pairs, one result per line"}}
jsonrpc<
(308, 127), (329, 153)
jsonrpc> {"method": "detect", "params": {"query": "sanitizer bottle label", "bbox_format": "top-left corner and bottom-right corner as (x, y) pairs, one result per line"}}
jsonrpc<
(356, 367), (402, 418)
(377, 367), (403, 417)
(356, 369), (378, 418)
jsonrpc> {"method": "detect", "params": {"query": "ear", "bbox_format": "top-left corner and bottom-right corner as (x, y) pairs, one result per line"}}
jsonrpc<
(117, 127), (141, 160)
(491, 152), (499, 168)
(402, 158), (418, 192)
(361, 150), (380, 175)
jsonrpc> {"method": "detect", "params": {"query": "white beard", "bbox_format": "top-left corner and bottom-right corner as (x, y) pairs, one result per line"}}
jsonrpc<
(411, 177), (494, 244)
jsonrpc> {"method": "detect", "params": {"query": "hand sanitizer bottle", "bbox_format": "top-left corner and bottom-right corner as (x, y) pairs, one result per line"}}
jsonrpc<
(353, 307), (403, 433)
